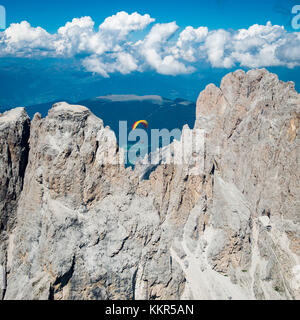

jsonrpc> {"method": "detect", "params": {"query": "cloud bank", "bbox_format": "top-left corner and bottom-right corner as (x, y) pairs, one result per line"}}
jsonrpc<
(0, 11), (300, 76)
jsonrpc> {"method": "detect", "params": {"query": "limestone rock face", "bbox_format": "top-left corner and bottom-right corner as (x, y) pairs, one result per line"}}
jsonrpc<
(0, 108), (30, 232)
(3, 102), (185, 300)
(194, 69), (300, 299)
(1, 69), (300, 300)
(0, 108), (30, 299)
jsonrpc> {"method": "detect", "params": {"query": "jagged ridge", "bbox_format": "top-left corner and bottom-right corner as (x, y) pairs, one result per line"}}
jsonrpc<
(0, 69), (299, 300)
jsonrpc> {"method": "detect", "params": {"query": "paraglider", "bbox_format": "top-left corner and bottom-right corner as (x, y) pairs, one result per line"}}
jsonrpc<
(132, 120), (149, 131)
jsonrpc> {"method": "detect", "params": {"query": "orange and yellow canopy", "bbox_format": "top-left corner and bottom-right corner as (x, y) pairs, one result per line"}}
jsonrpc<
(132, 120), (149, 130)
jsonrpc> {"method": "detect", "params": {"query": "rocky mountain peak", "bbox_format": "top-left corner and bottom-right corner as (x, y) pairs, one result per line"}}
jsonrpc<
(0, 69), (299, 300)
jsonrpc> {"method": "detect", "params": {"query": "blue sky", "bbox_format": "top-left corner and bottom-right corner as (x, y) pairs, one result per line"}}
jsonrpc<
(0, 0), (300, 107)
(1, 0), (298, 32)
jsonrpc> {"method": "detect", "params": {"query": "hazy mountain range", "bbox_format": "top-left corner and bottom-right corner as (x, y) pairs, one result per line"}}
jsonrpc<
(1, 58), (300, 109)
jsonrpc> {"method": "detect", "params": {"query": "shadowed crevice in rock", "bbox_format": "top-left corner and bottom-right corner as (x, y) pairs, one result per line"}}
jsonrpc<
(18, 120), (31, 182)
(131, 268), (138, 301)
(49, 256), (75, 300)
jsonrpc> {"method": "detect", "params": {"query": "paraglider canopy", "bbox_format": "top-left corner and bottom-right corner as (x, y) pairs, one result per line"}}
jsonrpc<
(132, 120), (149, 131)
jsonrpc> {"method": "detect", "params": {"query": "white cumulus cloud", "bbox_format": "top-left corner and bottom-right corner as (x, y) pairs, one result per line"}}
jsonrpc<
(140, 22), (194, 75)
(99, 11), (155, 36)
(0, 21), (54, 56)
(0, 12), (300, 76)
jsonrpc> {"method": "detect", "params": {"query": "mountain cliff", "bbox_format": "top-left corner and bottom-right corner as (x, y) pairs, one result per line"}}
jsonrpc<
(0, 69), (299, 300)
